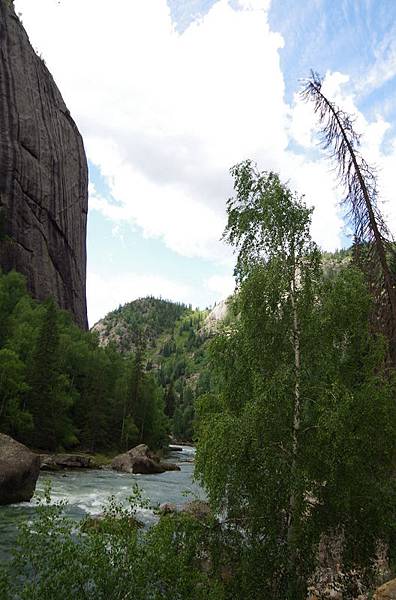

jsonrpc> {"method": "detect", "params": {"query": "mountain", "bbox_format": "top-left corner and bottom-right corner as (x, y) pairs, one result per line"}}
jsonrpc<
(92, 297), (191, 353)
(92, 297), (230, 440)
(0, 0), (88, 329)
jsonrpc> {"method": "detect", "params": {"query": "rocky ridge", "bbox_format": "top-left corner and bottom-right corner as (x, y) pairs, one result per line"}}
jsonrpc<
(0, 0), (88, 328)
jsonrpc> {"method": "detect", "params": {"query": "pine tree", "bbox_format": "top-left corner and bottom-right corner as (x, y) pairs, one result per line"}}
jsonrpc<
(27, 299), (73, 450)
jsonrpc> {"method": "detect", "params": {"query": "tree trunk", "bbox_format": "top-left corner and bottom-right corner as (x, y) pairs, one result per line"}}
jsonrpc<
(287, 264), (302, 596)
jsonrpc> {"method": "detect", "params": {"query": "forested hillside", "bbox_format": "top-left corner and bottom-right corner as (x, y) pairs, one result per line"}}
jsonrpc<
(92, 297), (228, 440)
(0, 272), (169, 452)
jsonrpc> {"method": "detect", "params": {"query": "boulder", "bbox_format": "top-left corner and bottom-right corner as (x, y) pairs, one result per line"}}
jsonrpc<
(161, 462), (181, 472)
(374, 578), (396, 599)
(40, 453), (95, 471)
(81, 514), (143, 533)
(111, 444), (180, 475)
(0, 434), (40, 505)
(159, 502), (177, 515)
(181, 500), (212, 520)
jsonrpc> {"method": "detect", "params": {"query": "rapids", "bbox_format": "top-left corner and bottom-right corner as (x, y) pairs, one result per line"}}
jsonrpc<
(0, 446), (202, 562)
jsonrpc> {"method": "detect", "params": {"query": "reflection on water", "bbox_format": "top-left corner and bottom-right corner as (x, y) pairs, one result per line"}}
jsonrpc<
(0, 446), (202, 562)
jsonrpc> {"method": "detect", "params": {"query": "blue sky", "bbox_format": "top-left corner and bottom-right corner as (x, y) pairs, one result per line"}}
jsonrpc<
(15, 0), (396, 324)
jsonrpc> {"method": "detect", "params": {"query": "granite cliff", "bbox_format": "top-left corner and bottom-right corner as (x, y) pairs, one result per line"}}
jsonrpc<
(0, 0), (88, 328)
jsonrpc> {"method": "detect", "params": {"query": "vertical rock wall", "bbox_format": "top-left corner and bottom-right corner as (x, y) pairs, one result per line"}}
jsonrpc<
(0, 0), (88, 328)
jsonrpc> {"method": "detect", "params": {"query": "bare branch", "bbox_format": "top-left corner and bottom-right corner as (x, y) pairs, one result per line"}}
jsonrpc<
(301, 71), (396, 364)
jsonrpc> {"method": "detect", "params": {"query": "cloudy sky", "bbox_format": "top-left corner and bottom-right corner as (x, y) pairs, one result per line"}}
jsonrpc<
(14, 0), (396, 325)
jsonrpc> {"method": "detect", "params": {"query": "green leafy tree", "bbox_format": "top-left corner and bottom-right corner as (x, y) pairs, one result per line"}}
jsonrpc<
(196, 162), (396, 598)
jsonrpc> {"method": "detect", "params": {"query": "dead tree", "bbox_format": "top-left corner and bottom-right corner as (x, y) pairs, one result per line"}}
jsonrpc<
(301, 71), (396, 365)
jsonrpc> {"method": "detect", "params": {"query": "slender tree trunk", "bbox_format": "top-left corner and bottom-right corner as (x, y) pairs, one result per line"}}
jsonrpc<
(287, 263), (302, 596)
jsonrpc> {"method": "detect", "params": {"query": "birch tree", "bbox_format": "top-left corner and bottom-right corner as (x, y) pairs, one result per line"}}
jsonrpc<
(223, 162), (319, 561)
(195, 162), (321, 596)
(195, 162), (396, 599)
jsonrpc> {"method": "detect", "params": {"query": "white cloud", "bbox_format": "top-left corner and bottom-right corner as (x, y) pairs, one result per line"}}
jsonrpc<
(237, 0), (270, 10)
(356, 26), (396, 96)
(288, 93), (316, 149)
(205, 274), (236, 298)
(14, 0), (396, 321)
(15, 0), (292, 262)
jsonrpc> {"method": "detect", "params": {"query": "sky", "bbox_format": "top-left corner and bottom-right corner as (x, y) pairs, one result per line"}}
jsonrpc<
(14, 0), (396, 325)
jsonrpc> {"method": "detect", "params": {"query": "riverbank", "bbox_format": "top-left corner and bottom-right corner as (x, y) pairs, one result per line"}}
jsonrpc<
(0, 446), (201, 562)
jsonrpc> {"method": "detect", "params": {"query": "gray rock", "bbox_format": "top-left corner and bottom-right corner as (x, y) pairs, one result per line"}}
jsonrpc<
(0, 433), (40, 505)
(40, 453), (95, 471)
(181, 500), (212, 520)
(159, 502), (177, 514)
(161, 462), (181, 472)
(111, 444), (180, 475)
(0, 1), (88, 328)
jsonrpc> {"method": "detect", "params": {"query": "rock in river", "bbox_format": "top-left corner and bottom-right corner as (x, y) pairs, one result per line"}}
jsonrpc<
(40, 453), (95, 471)
(111, 444), (180, 475)
(0, 434), (40, 505)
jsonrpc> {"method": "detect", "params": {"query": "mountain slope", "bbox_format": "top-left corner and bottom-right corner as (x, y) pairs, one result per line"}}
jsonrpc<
(92, 297), (230, 440)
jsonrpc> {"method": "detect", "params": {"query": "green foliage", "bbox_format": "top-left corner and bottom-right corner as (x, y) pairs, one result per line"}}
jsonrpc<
(26, 299), (74, 450)
(101, 296), (190, 353)
(0, 491), (225, 600)
(95, 296), (213, 441)
(0, 348), (31, 438)
(0, 271), (169, 452)
(195, 163), (396, 598)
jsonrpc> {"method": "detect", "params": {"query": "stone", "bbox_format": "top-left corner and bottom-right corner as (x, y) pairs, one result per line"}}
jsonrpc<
(373, 578), (396, 599)
(181, 500), (212, 520)
(111, 444), (180, 475)
(160, 462), (181, 472)
(40, 453), (95, 471)
(159, 502), (177, 514)
(81, 514), (143, 533)
(0, 1), (88, 328)
(0, 433), (40, 505)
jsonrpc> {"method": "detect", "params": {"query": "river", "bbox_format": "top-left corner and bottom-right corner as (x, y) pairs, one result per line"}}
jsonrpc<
(0, 446), (203, 562)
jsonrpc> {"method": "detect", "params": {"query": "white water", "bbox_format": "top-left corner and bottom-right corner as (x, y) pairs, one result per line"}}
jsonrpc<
(0, 446), (203, 561)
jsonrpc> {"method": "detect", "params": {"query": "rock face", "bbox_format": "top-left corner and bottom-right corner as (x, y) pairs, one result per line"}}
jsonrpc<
(0, 433), (40, 505)
(111, 444), (181, 475)
(202, 298), (230, 334)
(40, 453), (95, 471)
(0, 1), (88, 328)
